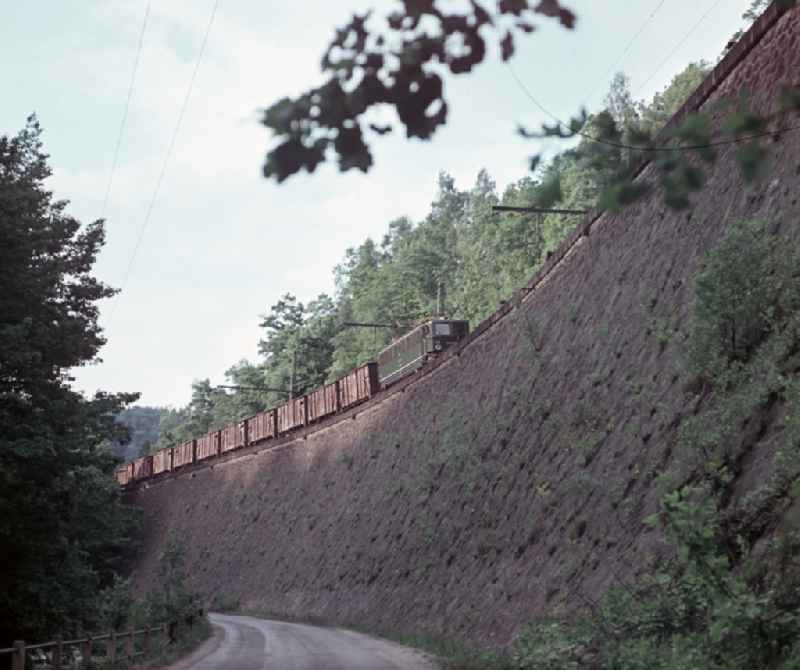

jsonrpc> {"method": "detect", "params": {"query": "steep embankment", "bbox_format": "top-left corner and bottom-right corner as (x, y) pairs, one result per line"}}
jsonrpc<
(129, 5), (800, 647)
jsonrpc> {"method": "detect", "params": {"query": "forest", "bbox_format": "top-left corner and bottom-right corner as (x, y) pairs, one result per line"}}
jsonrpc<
(142, 64), (710, 452)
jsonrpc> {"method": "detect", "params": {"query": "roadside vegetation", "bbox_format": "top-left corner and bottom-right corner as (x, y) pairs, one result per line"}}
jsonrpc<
(97, 539), (211, 669)
(0, 117), (205, 646)
(0, 117), (142, 650)
(373, 217), (800, 669)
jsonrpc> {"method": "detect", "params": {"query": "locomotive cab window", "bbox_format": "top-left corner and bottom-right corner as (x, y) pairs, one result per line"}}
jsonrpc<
(433, 322), (452, 336)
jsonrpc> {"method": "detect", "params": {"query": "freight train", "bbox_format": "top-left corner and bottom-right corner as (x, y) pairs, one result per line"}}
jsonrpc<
(116, 318), (469, 486)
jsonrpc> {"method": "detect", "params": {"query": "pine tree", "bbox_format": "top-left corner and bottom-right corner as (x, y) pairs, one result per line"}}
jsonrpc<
(0, 116), (139, 644)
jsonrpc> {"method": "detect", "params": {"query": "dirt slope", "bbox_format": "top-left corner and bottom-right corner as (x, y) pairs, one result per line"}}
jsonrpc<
(128, 5), (800, 647)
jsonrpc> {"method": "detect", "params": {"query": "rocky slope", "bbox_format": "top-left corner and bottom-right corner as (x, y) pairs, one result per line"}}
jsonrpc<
(128, 4), (800, 647)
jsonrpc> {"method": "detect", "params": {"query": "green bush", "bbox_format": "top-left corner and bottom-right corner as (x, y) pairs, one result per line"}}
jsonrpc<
(146, 537), (202, 626)
(505, 219), (800, 669)
(687, 219), (800, 378)
(509, 490), (800, 669)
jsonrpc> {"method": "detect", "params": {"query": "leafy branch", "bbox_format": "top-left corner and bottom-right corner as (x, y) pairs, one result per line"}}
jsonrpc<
(519, 84), (800, 210)
(261, 0), (576, 182)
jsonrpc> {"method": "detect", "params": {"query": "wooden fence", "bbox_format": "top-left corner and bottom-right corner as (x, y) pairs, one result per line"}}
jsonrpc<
(0, 614), (200, 669)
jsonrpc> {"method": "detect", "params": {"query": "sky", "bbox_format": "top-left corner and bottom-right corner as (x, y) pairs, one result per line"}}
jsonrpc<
(1, 0), (754, 408)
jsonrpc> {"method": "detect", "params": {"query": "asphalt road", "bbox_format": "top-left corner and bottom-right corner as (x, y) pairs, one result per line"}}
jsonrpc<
(168, 612), (440, 670)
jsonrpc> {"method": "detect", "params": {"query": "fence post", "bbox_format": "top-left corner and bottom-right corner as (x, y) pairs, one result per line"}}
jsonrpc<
(82, 636), (92, 666)
(108, 630), (116, 664)
(126, 629), (134, 661)
(54, 637), (63, 670)
(163, 623), (169, 648)
(143, 627), (150, 656)
(11, 641), (24, 670)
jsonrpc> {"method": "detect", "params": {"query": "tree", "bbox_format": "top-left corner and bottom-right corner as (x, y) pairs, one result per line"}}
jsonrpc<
(637, 62), (710, 135)
(726, 0), (773, 49)
(209, 360), (272, 428)
(603, 72), (638, 130)
(185, 379), (221, 435)
(155, 406), (193, 450)
(114, 406), (165, 460)
(0, 116), (139, 645)
(260, 0), (576, 182)
(264, 0), (799, 214)
(148, 537), (199, 627)
(259, 293), (338, 396)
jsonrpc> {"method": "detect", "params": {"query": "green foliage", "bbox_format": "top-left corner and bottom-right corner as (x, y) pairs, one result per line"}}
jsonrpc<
(264, 0), (793, 217)
(259, 292), (338, 395)
(510, 490), (800, 670)
(524, 61), (721, 212)
(348, 625), (512, 670)
(79, 541), (209, 668)
(687, 219), (783, 376)
(511, 619), (587, 669)
(685, 218), (800, 396)
(638, 63), (711, 135)
(676, 217), (800, 495)
(786, 379), (800, 452)
(260, 1), (575, 182)
(114, 406), (165, 459)
(92, 539), (203, 631)
(0, 117), (140, 645)
(147, 537), (201, 626)
(163, 63), (729, 448)
(526, 52), (794, 212)
(154, 294), (339, 444)
(506, 217), (800, 669)
(725, 0), (777, 51)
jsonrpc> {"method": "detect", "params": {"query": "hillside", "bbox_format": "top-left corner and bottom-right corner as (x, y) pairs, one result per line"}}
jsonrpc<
(126, 2), (800, 659)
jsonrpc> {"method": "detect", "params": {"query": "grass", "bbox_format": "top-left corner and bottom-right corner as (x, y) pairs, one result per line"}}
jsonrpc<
(350, 628), (514, 670)
(131, 619), (213, 669)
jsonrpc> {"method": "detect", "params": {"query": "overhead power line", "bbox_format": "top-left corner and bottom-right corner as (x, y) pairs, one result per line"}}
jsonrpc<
(492, 205), (587, 215)
(505, 62), (800, 154)
(109, 0), (219, 322)
(341, 321), (395, 329)
(635, 0), (726, 97)
(584, 0), (666, 106)
(216, 384), (291, 395)
(101, 1), (151, 219)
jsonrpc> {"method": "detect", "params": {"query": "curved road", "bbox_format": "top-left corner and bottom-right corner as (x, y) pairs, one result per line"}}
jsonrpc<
(169, 613), (440, 670)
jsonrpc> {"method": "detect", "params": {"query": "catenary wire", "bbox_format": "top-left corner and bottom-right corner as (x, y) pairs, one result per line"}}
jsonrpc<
(109, 0), (219, 322)
(506, 62), (800, 153)
(101, 2), (150, 219)
(634, 0), (727, 97)
(584, 0), (666, 107)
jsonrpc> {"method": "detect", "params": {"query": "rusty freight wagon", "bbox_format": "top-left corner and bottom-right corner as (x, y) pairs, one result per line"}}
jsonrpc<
(132, 455), (153, 481)
(277, 397), (307, 434)
(221, 421), (247, 453)
(173, 440), (195, 468)
(116, 323), (469, 486)
(307, 382), (339, 423)
(340, 362), (379, 409)
(246, 409), (276, 444)
(115, 463), (134, 486)
(152, 448), (172, 474)
(196, 431), (220, 460)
